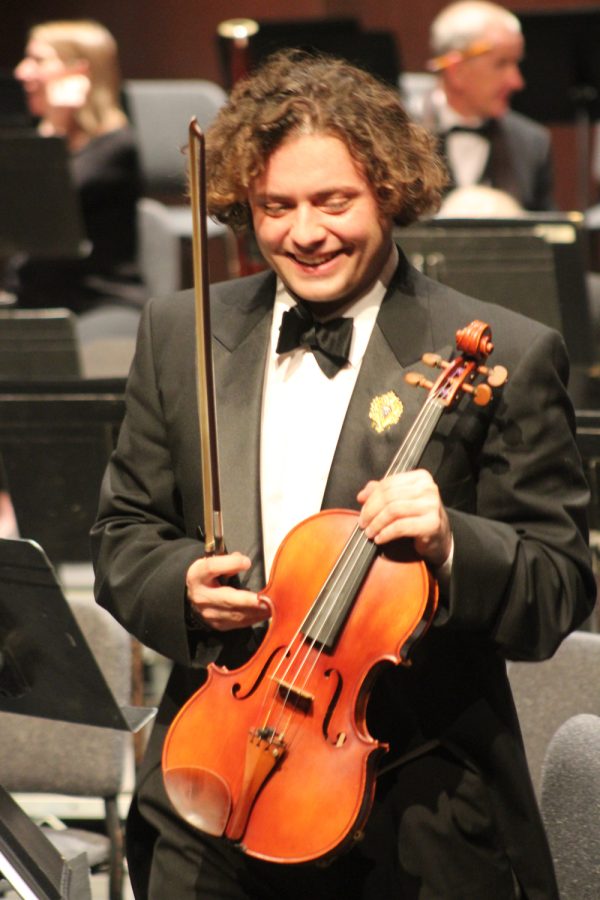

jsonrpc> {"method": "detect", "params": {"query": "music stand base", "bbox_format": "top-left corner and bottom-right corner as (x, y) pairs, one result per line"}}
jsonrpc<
(0, 785), (91, 900)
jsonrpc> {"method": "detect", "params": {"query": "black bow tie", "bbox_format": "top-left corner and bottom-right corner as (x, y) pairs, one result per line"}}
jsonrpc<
(276, 303), (353, 378)
(445, 120), (494, 139)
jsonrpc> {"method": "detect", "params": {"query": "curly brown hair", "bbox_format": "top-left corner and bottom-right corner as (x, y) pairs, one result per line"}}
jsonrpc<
(205, 49), (447, 232)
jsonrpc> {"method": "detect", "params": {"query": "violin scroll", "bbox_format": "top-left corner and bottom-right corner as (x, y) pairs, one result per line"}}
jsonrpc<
(455, 319), (493, 359)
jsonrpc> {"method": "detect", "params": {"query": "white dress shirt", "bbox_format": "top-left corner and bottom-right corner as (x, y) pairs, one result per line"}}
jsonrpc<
(260, 246), (398, 577)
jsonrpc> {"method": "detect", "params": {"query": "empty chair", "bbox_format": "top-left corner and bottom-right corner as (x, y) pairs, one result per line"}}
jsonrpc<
(540, 713), (600, 900)
(507, 631), (600, 798)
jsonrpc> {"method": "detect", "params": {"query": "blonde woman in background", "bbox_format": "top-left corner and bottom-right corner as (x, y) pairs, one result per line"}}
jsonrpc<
(16, 19), (128, 148)
(10, 20), (144, 312)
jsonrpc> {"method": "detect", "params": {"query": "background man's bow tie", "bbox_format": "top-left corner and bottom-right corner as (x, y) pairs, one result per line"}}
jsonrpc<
(276, 303), (353, 378)
(445, 120), (494, 139)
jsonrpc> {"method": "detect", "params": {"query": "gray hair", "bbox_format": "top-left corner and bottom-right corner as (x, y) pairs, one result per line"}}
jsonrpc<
(430, 1), (521, 56)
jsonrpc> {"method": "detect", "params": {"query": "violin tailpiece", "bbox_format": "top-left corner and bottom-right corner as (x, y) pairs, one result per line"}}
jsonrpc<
(225, 728), (287, 843)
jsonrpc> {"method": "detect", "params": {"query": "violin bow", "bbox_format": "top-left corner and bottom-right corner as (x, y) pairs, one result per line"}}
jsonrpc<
(189, 117), (224, 555)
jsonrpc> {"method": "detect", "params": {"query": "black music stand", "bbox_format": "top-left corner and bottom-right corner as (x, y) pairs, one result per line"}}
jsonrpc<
(0, 378), (126, 565)
(0, 133), (87, 261)
(397, 213), (596, 367)
(513, 8), (600, 208)
(0, 537), (155, 898)
(0, 72), (33, 130)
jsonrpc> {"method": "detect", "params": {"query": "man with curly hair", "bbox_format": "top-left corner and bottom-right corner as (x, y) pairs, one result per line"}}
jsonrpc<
(92, 49), (594, 899)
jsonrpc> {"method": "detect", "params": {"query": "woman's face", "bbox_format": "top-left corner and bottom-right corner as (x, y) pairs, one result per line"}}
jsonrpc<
(14, 39), (69, 117)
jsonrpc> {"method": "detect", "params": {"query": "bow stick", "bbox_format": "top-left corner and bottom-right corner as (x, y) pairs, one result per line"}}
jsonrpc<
(189, 117), (224, 555)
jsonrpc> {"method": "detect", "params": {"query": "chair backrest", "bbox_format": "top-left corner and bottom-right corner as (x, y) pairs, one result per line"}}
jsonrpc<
(0, 596), (133, 798)
(123, 79), (227, 197)
(0, 308), (81, 380)
(541, 713), (600, 899)
(507, 631), (600, 798)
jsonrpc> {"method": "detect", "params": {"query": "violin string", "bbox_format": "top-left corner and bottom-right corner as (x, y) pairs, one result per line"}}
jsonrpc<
(255, 621), (315, 734)
(259, 632), (310, 734)
(260, 386), (449, 745)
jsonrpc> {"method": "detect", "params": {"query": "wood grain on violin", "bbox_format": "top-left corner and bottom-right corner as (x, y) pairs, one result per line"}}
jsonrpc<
(162, 319), (508, 864)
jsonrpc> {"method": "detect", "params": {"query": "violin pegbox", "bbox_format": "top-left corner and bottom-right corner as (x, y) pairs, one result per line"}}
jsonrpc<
(405, 320), (508, 409)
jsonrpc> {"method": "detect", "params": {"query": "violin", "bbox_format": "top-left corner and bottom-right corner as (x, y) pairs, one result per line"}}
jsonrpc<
(162, 319), (508, 864)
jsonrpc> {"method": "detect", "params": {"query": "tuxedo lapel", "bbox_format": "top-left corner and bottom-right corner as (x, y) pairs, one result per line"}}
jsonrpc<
(212, 272), (275, 591)
(484, 120), (519, 199)
(323, 257), (442, 509)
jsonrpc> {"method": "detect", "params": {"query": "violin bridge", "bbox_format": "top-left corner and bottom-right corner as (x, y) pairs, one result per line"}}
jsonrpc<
(271, 677), (314, 713)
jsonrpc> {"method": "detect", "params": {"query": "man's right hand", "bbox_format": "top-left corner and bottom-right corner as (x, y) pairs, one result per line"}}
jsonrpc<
(186, 551), (271, 632)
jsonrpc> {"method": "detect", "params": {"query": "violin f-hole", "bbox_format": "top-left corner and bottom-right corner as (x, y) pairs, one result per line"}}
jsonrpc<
(232, 646), (287, 700)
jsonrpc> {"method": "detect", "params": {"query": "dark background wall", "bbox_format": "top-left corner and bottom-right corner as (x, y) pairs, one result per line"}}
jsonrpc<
(3, 0), (600, 211)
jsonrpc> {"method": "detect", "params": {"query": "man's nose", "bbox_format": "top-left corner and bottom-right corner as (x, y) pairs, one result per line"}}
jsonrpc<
(289, 205), (326, 246)
(14, 59), (33, 80)
(508, 64), (525, 92)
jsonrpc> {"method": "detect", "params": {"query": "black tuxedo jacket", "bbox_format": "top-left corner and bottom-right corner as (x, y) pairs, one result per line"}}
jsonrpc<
(442, 110), (555, 212)
(92, 252), (594, 898)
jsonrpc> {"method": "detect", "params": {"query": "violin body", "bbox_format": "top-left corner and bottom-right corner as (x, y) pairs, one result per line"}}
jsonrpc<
(163, 508), (438, 863)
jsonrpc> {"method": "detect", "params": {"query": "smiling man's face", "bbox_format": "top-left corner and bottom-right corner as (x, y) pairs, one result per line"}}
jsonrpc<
(249, 132), (393, 315)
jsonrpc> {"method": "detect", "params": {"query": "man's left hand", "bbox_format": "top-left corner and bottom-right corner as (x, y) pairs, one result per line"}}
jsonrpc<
(357, 469), (452, 568)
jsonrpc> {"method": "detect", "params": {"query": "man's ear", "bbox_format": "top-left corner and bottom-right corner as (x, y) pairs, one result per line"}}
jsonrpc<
(442, 58), (470, 93)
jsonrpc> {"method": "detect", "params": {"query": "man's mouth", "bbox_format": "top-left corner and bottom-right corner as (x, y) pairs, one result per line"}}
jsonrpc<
(287, 250), (343, 268)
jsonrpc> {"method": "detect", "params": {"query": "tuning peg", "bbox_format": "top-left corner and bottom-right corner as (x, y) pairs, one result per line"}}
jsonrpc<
(485, 365), (508, 387)
(476, 363), (508, 386)
(405, 371), (433, 390)
(421, 353), (445, 369)
(461, 382), (493, 406)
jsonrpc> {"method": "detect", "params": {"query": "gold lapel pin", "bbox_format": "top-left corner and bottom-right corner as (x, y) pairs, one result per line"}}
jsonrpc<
(369, 391), (404, 434)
